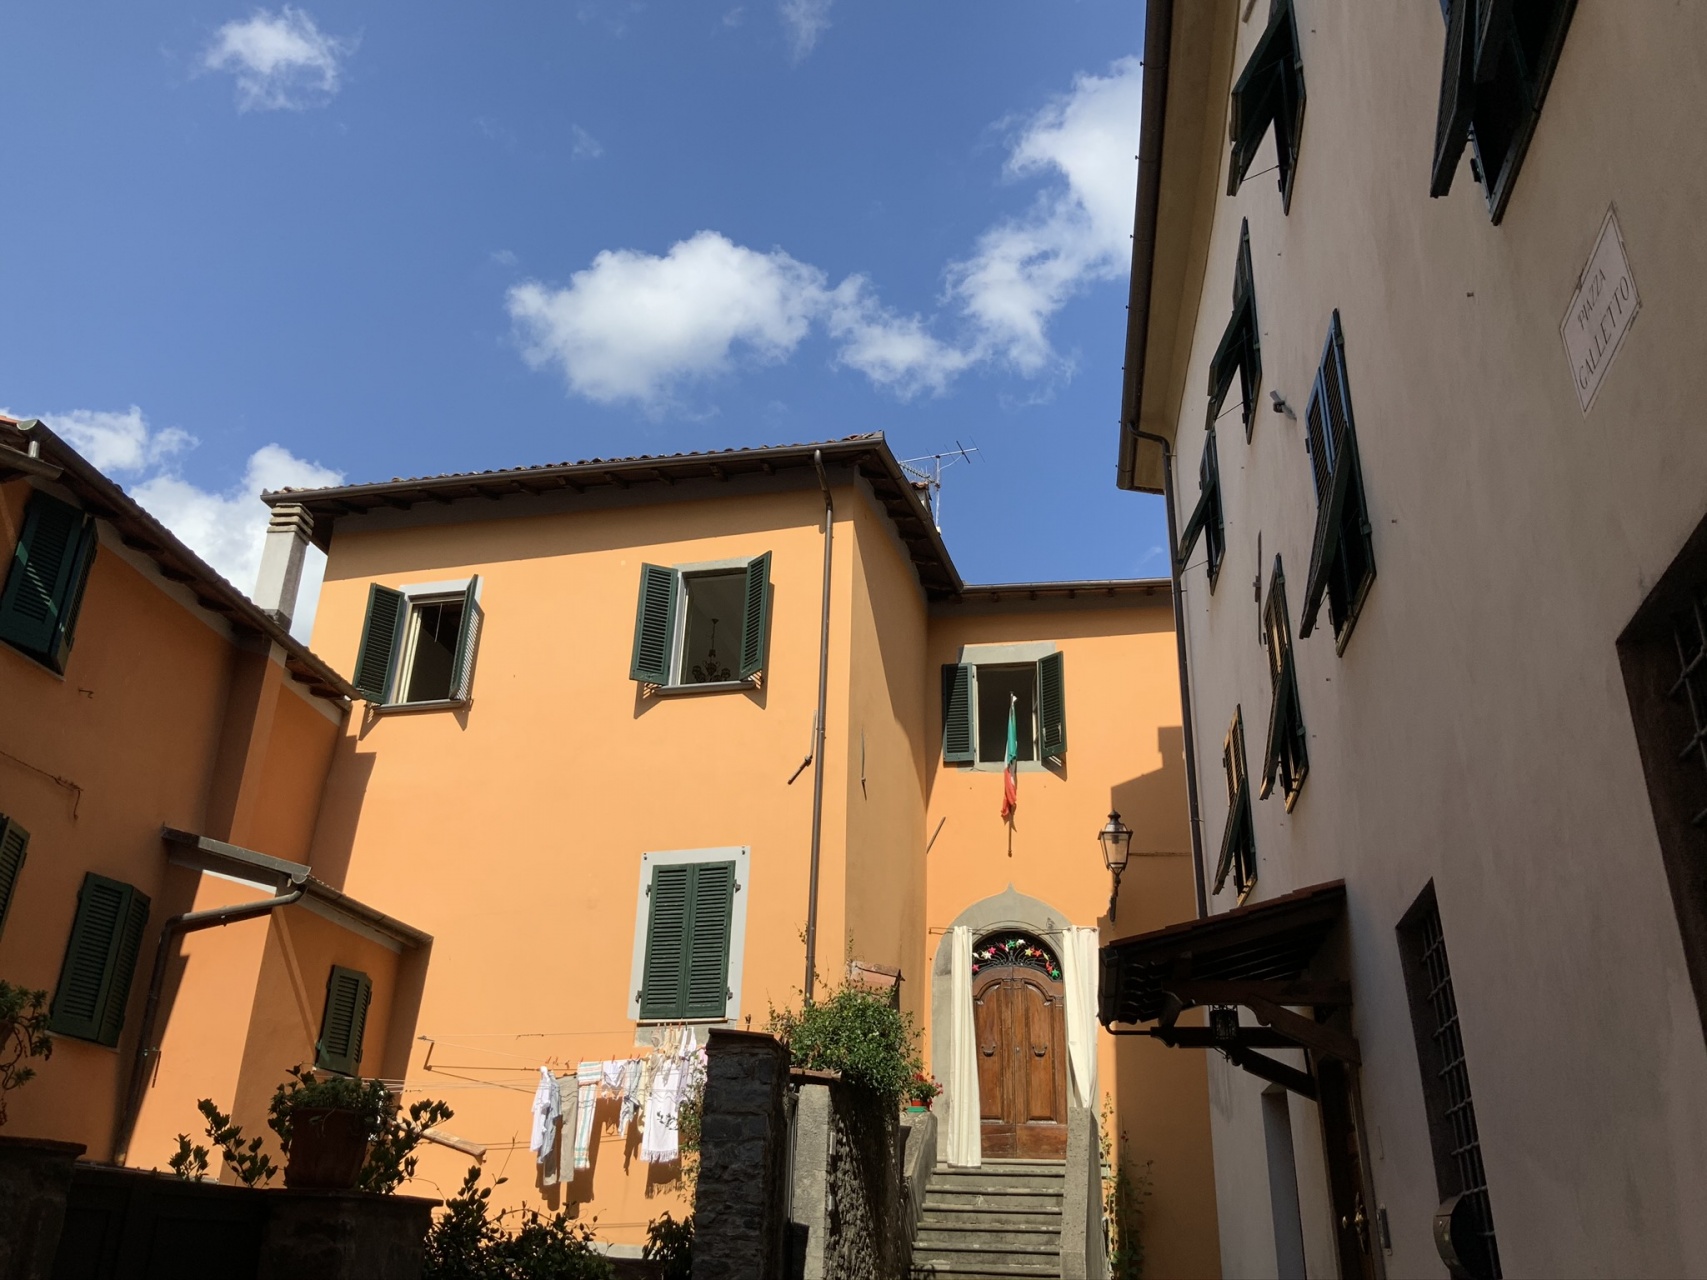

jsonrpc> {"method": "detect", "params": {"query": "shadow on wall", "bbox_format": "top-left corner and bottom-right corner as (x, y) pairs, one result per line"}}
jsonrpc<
(1106, 725), (1222, 1278)
(298, 743), (377, 892)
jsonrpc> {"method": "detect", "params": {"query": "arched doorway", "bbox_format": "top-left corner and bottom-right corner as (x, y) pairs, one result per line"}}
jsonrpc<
(971, 931), (1068, 1158)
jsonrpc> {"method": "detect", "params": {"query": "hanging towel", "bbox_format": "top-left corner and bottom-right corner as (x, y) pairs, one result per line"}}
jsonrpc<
(601, 1059), (627, 1094)
(530, 1066), (560, 1162)
(618, 1057), (646, 1133)
(947, 924), (982, 1168)
(1060, 926), (1101, 1112)
(573, 1060), (602, 1171)
(550, 1074), (576, 1184)
(642, 1061), (683, 1163)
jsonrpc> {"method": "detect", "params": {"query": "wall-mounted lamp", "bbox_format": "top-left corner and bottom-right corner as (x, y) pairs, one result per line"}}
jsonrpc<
(1099, 811), (1133, 920)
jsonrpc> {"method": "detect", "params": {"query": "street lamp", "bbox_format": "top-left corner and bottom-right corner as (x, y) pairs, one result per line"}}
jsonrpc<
(1099, 811), (1133, 920)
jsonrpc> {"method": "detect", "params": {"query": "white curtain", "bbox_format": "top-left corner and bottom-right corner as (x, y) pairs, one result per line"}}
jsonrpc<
(946, 924), (982, 1168)
(1060, 926), (1100, 1112)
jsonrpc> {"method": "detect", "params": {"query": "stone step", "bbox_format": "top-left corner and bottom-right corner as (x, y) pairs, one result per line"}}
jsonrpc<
(909, 1264), (1060, 1280)
(916, 1224), (1061, 1250)
(925, 1189), (1063, 1212)
(910, 1242), (1063, 1277)
(928, 1173), (1065, 1193)
(920, 1204), (1062, 1227)
(933, 1160), (1066, 1177)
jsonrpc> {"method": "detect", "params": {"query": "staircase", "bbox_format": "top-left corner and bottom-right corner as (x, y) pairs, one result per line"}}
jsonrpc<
(910, 1159), (1065, 1278)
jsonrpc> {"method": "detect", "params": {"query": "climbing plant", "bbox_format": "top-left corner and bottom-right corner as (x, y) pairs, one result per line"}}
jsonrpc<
(1101, 1098), (1154, 1280)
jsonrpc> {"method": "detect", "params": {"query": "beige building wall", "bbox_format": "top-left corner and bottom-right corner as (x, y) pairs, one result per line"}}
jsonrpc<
(1138, 1), (1707, 1274)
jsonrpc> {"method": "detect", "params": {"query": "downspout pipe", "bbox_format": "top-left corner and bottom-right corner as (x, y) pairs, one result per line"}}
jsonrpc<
(1134, 429), (1208, 920)
(113, 880), (306, 1166)
(803, 450), (834, 1004)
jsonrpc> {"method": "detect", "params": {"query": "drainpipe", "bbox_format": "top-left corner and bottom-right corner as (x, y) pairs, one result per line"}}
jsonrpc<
(803, 451), (834, 1004)
(112, 881), (306, 1166)
(1133, 429), (1208, 920)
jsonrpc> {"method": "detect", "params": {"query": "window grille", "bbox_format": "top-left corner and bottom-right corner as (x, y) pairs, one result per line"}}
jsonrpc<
(1399, 887), (1501, 1280)
(1431, 0), (1577, 224)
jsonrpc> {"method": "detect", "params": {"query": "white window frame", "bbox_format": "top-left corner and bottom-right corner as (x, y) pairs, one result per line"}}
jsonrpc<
(660, 558), (753, 694)
(626, 845), (750, 1024)
(384, 578), (482, 710)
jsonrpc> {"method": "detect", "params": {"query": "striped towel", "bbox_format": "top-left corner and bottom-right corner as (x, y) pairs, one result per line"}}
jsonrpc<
(573, 1061), (602, 1171)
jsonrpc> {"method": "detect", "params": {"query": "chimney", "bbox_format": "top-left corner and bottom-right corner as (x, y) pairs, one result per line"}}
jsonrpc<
(254, 503), (313, 629)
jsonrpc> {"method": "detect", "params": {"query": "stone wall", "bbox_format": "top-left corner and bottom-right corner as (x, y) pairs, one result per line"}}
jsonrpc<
(789, 1075), (912, 1280)
(692, 1029), (791, 1280)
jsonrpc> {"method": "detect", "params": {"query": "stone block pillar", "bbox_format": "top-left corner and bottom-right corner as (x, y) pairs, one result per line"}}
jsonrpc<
(692, 1029), (790, 1280)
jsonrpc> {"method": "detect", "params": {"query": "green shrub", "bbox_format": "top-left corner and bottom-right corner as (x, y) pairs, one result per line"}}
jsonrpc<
(767, 981), (922, 1108)
(423, 1165), (615, 1280)
(170, 1098), (278, 1186)
(643, 1212), (693, 1280)
(0, 981), (52, 1129)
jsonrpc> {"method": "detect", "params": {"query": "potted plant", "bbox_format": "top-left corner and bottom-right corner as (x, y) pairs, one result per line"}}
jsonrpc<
(268, 1067), (391, 1190)
(906, 1072), (941, 1114)
(0, 981), (52, 1128)
(267, 1066), (453, 1193)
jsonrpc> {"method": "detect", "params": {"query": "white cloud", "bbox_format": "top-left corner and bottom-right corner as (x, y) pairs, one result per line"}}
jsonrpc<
(508, 231), (831, 408)
(507, 58), (1141, 406)
(948, 57), (1142, 373)
(37, 408), (341, 642)
(779, 0), (832, 61)
(203, 7), (357, 112)
(51, 406), (195, 474)
(723, 7), (747, 28)
(571, 125), (604, 160)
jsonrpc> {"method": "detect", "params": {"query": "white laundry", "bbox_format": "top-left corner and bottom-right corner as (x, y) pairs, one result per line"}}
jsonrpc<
(642, 1061), (683, 1164)
(530, 1066), (560, 1165)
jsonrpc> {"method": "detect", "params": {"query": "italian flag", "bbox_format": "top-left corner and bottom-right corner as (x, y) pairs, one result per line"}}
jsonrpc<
(1000, 692), (1019, 821)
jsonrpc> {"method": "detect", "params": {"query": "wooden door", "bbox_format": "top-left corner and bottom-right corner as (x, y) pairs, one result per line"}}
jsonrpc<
(972, 962), (1068, 1158)
(1318, 1059), (1380, 1280)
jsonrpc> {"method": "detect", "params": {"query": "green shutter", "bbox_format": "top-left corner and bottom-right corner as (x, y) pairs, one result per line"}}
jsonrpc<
(737, 552), (772, 681)
(97, 892), (151, 1048)
(629, 564), (679, 684)
(1472, 0), (1514, 83)
(451, 576), (483, 702)
(684, 862), (736, 1020)
(316, 966), (372, 1076)
(352, 584), (405, 703)
(639, 865), (691, 1019)
(1038, 651), (1067, 761)
(51, 873), (150, 1045)
(941, 663), (975, 764)
(0, 816), (29, 939)
(0, 492), (98, 672)
(1178, 430), (1222, 579)
(1430, 0), (1476, 198)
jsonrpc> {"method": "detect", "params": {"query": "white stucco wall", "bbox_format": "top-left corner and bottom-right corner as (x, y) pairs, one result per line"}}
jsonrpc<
(1163, 1), (1707, 1276)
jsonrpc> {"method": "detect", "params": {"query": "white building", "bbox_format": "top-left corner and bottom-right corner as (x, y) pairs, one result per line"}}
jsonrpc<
(1102, 2), (1707, 1277)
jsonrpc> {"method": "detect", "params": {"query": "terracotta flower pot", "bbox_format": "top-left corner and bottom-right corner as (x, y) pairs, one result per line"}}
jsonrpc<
(283, 1107), (370, 1190)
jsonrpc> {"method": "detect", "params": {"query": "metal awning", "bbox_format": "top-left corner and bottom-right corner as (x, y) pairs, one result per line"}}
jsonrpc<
(1098, 881), (1352, 1098)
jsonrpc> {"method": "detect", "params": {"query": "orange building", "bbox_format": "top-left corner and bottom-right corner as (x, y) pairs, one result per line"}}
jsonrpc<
(3, 422), (1217, 1274)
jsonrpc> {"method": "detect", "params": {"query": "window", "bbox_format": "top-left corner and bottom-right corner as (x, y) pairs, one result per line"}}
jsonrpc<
(1397, 884), (1501, 1280)
(1299, 312), (1376, 651)
(0, 490), (99, 674)
(1178, 429), (1226, 589)
(1616, 510), (1707, 1043)
(629, 848), (749, 1023)
(316, 965), (372, 1076)
(1228, 0), (1306, 213)
(1213, 707), (1257, 903)
(1431, 0), (1576, 224)
(629, 555), (772, 689)
(0, 813), (28, 940)
(1209, 220), (1263, 441)
(352, 578), (484, 706)
(941, 650), (1066, 766)
(50, 873), (150, 1046)
(1259, 557), (1308, 810)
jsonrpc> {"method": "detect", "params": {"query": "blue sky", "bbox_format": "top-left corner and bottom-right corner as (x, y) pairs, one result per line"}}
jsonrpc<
(0, 1), (1165, 637)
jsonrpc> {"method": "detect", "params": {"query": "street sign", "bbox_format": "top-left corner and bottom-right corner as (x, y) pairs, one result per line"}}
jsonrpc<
(1561, 207), (1641, 413)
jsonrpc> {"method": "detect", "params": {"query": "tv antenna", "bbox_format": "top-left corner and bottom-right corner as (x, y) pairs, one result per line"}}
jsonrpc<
(898, 441), (979, 532)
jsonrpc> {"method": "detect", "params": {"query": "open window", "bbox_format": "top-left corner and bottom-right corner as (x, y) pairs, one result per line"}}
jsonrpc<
(1178, 429), (1226, 589)
(1431, 0), (1577, 224)
(941, 650), (1066, 766)
(352, 577), (484, 707)
(1300, 312), (1376, 652)
(0, 489), (99, 674)
(1228, 0), (1306, 213)
(1213, 707), (1257, 903)
(629, 554), (771, 689)
(1208, 220), (1263, 441)
(1260, 557), (1308, 811)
